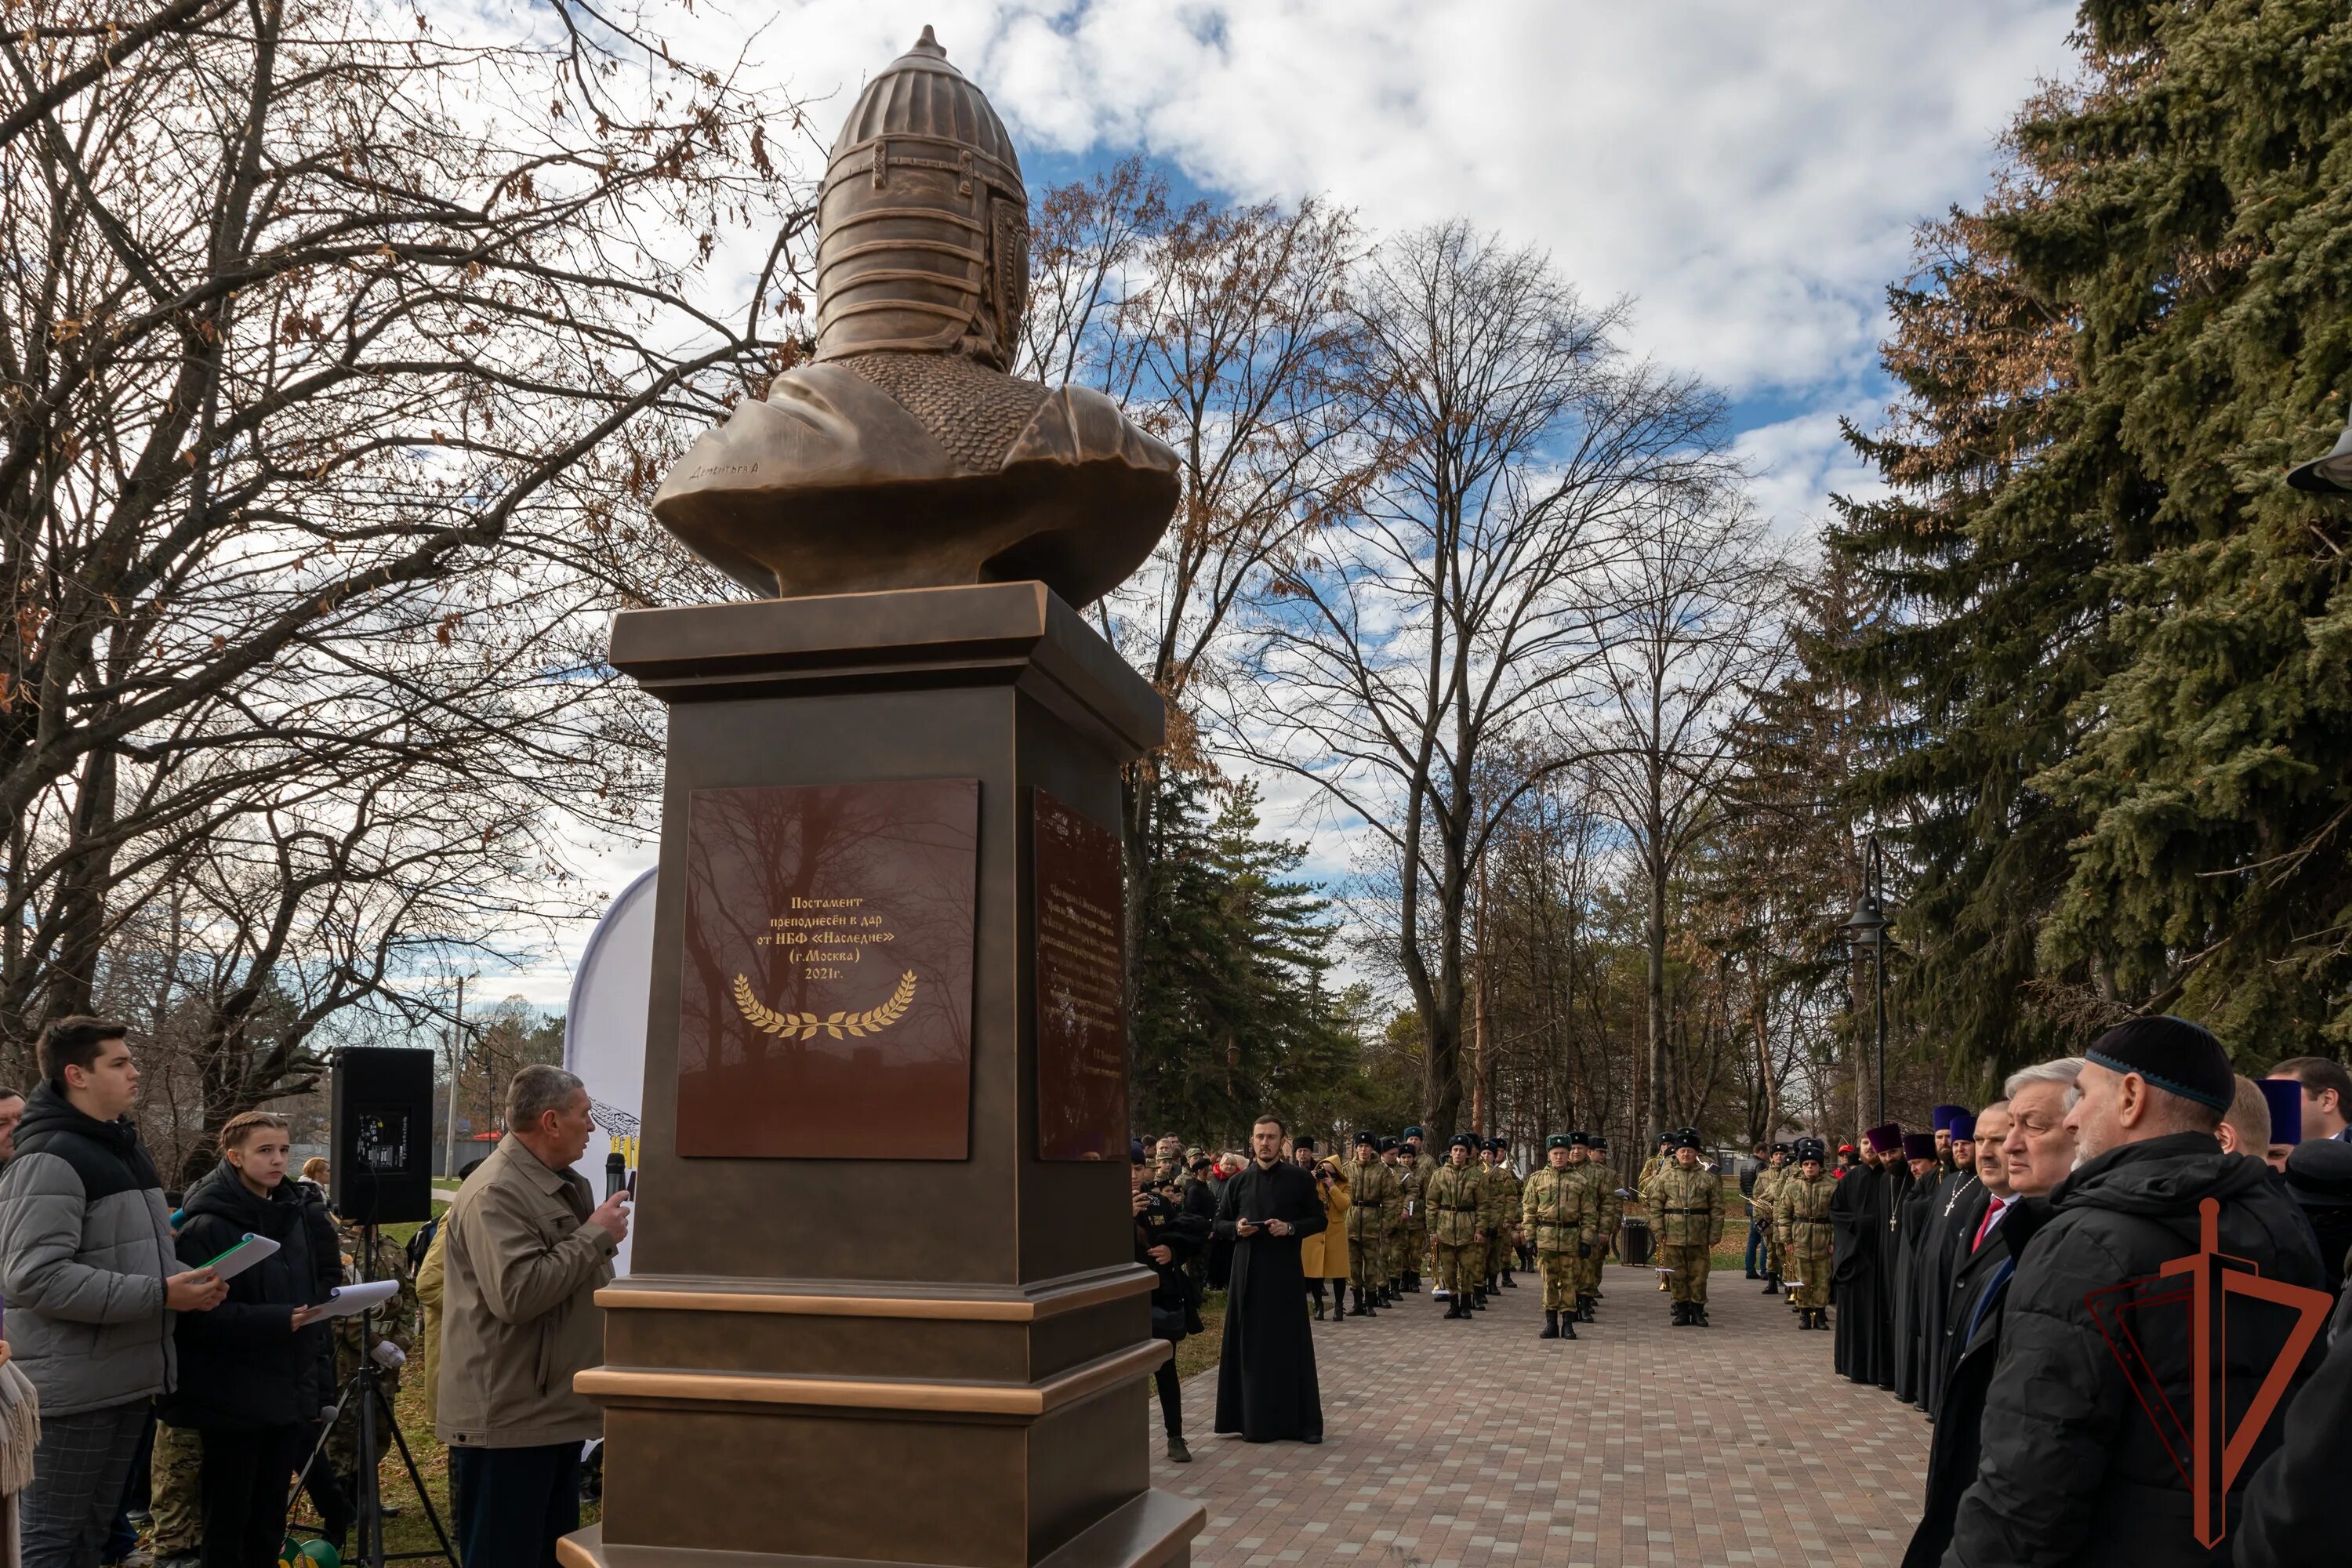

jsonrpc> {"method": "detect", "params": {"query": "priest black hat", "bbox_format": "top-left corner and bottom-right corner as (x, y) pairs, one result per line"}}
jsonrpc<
(2085, 1015), (2234, 1112)
(1902, 1132), (1937, 1161)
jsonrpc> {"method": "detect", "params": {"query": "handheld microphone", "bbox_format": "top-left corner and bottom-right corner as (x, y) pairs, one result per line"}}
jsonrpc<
(605, 1152), (627, 1200)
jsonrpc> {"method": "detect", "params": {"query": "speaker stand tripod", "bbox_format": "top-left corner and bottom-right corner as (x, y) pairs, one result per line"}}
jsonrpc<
(290, 1222), (459, 1566)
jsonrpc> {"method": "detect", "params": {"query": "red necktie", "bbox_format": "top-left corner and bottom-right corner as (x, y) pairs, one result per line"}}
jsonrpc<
(1972, 1196), (2006, 1253)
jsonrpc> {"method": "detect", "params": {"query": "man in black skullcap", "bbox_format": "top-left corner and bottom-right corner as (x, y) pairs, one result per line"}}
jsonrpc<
(1938, 1017), (2327, 1568)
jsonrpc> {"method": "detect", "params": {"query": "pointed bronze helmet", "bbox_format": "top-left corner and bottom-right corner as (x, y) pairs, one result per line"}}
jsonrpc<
(815, 27), (1029, 368)
(651, 28), (1175, 608)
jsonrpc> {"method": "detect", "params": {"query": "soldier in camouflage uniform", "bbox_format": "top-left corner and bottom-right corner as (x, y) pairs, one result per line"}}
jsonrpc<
(1375, 1138), (1406, 1301)
(1402, 1128), (1436, 1292)
(1751, 1143), (1791, 1294)
(1774, 1138), (1836, 1329)
(148, 1418), (203, 1566)
(1520, 1134), (1595, 1341)
(1344, 1131), (1396, 1316)
(1480, 1139), (1523, 1295)
(1425, 1134), (1486, 1319)
(1584, 1133), (1622, 1319)
(1646, 1130), (1724, 1326)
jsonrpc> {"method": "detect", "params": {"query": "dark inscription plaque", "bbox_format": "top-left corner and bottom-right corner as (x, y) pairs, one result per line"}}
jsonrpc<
(1033, 788), (1127, 1160)
(677, 779), (978, 1159)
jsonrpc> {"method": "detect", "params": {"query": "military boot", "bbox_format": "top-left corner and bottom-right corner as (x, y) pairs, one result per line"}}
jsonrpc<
(1764, 1272), (1780, 1295)
(1691, 1303), (1711, 1327)
(1670, 1301), (1690, 1327)
(1501, 1267), (1517, 1288)
(1559, 1308), (1577, 1340)
(1539, 1309), (1560, 1339)
(1445, 1298), (1469, 1320)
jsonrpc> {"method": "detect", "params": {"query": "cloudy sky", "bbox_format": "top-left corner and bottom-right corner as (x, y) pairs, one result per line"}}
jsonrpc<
(503, 0), (2083, 1009)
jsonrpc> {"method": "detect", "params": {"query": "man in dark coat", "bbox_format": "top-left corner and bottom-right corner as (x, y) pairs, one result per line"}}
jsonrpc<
(1212, 1114), (1327, 1443)
(1831, 1123), (1903, 1385)
(1903, 1078), (2066, 1568)
(2232, 1287), (2352, 1567)
(1940, 1021), (2328, 1568)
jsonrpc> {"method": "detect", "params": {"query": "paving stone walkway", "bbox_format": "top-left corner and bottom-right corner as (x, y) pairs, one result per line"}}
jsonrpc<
(1151, 1264), (1929, 1568)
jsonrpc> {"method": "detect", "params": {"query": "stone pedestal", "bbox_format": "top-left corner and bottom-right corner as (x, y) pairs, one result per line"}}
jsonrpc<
(557, 583), (1201, 1568)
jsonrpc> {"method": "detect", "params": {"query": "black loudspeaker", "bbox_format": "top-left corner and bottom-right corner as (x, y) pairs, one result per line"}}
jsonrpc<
(331, 1047), (436, 1225)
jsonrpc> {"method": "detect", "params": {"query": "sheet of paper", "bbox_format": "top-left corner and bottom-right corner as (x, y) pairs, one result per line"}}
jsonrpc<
(310, 1279), (398, 1322)
(203, 1233), (279, 1281)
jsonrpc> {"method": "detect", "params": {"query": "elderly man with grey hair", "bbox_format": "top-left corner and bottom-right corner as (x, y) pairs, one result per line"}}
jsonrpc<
(437, 1063), (630, 1568)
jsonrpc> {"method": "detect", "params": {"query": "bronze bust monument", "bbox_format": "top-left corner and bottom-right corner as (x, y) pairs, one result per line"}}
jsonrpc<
(652, 27), (1179, 608)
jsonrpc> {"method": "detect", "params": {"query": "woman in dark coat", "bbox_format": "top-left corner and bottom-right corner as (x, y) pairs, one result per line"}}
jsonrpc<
(162, 1111), (335, 1567)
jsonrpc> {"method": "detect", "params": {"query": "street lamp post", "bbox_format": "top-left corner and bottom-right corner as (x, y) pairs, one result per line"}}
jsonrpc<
(1843, 835), (1891, 1128)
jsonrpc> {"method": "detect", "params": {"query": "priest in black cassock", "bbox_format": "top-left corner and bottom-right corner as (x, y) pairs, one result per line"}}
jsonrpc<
(1213, 1115), (1327, 1443)
(1889, 1131), (1940, 1404)
(1915, 1109), (1987, 1417)
(1831, 1123), (1904, 1385)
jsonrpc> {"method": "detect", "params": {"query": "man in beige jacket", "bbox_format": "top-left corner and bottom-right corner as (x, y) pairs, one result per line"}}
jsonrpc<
(437, 1065), (630, 1568)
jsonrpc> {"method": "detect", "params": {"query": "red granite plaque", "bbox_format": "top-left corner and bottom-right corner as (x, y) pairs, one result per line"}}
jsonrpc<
(677, 779), (978, 1159)
(1033, 788), (1127, 1160)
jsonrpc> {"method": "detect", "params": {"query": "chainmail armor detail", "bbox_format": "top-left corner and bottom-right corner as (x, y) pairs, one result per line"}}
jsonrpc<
(840, 352), (1050, 474)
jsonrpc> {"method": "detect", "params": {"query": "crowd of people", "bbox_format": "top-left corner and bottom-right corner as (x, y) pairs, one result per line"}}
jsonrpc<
(1136, 1019), (2352, 1565)
(5, 1009), (2348, 1566)
(1751, 1018), (2352, 1567)
(0, 1018), (624, 1568)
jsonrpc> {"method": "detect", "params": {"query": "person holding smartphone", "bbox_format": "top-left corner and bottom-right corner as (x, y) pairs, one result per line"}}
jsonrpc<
(161, 1111), (336, 1566)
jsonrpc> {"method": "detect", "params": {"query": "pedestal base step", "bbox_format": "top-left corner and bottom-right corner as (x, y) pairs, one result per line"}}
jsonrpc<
(557, 1487), (1203, 1568)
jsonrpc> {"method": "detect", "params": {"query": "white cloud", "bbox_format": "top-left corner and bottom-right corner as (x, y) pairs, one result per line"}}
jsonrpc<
(454, 0), (2080, 1001)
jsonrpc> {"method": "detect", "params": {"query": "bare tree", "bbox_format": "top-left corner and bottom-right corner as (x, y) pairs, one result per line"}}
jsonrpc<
(1229, 222), (1728, 1135)
(1577, 495), (1784, 1137)
(0, 0), (811, 1131)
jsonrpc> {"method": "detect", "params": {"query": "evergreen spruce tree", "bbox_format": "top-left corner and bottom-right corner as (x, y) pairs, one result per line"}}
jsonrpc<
(1836, 0), (2352, 1062)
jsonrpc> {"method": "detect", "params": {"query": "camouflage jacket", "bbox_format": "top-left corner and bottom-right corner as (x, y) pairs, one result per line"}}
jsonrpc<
(332, 1221), (419, 1385)
(1646, 1163), (1723, 1247)
(1424, 1163), (1485, 1247)
(1345, 1157), (1399, 1239)
(1773, 1170), (1835, 1256)
(1750, 1163), (1788, 1222)
(1479, 1164), (1522, 1233)
(1392, 1160), (1421, 1224)
(1519, 1167), (1598, 1254)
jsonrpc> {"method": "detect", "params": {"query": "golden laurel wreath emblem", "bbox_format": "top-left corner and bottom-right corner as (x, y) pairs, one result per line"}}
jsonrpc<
(732, 970), (917, 1040)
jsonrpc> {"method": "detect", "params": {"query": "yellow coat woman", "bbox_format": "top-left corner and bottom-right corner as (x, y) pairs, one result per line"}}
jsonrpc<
(1300, 1159), (1351, 1280)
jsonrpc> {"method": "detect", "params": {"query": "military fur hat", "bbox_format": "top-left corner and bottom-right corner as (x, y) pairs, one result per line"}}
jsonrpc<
(1352, 1129), (1377, 1147)
(1380, 1136), (1399, 1152)
(1794, 1137), (1827, 1163)
(1588, 1134), (1610, 1151)
(1671, 1130), (1703, 1151)
(1448, 1133), (1475, 1151)
(1293, 1136), (1317, 1153)
(1546, 1134), (1573, 1150)
(1566, 1130), (1591, 1146)
(1403, 1125), (1425, 1140)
